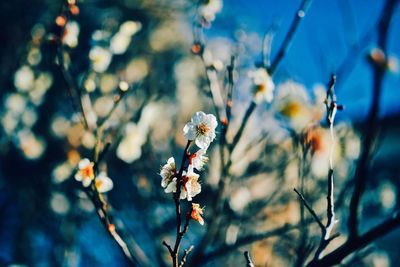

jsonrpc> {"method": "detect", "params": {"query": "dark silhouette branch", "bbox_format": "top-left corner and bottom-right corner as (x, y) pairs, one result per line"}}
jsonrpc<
(307, 212), (400, 267)
(199, 223), (303, 264)
(348, 0), (399, 239)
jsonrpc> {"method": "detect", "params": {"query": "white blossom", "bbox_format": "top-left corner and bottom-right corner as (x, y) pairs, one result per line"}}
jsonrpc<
(14, 65), (34, 91)
(110, 32), (131, 55)
(120, 21), (142, 36)
(164, 177), (187, 200)
(183, 111), (217, 149)
(199, 0), (223, 23)
(89, 46), (112, 73)
(181, 168), (201, 201)
(163, 167), (201, 201)
(249, 68), (275, 104)
(63, 21), (80, 48)
(95, 172), (114, 193)
(190, 148), (208, 171)
(74, 158), (94, 187)
(160, 157), (176, 188)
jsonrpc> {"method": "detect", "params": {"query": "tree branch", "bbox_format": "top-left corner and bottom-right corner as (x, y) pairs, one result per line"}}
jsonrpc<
(268, 0), (313, 74)
(348, 0), (399, 239)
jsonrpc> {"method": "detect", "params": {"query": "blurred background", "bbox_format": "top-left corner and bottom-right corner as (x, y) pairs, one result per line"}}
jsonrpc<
(0, 0), (399, 266)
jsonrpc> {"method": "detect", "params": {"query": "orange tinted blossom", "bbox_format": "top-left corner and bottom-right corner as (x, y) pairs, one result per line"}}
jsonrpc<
(95, 179), (103, 189)
(56, 16), (67, 27)
(191, 43), (203, 55)
(304, 127), (325, 154)
(69, 5), (80, 15)
(82, 165), (94, 179)
(191, 203), (204, 225)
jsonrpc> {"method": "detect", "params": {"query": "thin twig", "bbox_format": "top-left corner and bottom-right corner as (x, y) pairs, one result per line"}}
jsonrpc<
(244, 251), (255, 267)
(199, 223), (305, 264)
(179, 246), (194, 267)
(55, 1), (89, 130)
(307, 212), (400, 267)
(163, 241), (174, 256)
(268, 0), (313, 74)
(294, 188), (325, 231)
(163, 141), (192, 267)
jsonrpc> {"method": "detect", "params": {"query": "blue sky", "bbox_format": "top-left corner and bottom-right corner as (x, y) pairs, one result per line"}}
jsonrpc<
(211, 0), (400, 120)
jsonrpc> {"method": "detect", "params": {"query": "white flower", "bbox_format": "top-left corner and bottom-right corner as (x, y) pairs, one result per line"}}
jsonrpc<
(160, 157), (176, 188)
(249, 68), (275, 104)
(183, 111), (218, 149)
(17, 130), (46, 160)
(165, 177), (178, 193)
(164, 177), (187, 200)
(164, 168), (201, 201)
(199, 0), (223, 23)
(63, 21), (80, 48)
(181, 168), (201, 201)
(75, 158), (95, 187)
(14, 65), (34, 92)
(110, 32), (131, 55)
(190, 148), (208, 171)
(120, 21), (142, 36)
(95, 172), (114, 193)
(89, 46), (112, 73)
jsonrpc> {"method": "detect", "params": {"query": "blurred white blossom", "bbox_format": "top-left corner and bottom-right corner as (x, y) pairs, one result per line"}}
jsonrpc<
(52, 162), (73, 184)
(14, 65), (34, 91)
(17, 129), (46, 160)
(199, 0), (223, 23)
(95, 172), (114, 193)
(63, 21), (80, 48)
(89, 46), (112, 73)
(250, 68), (275, 104)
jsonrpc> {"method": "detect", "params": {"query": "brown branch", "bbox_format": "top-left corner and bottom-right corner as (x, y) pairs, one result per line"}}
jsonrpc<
(307, 212), (400, 267)
(348, 0), (399, 239)
(294, 188), (325, 231)
(163, 141), (192, 267)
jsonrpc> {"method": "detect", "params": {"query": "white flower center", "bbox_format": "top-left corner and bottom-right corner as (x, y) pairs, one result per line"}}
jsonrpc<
(197, 123), (209, 135)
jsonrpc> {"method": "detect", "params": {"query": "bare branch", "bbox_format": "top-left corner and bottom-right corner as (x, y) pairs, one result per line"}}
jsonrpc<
(307, 212), (400, 267)
(200, 223), (303, 264)
(268, 0), (313, 74)
(294, 188), (325, 231)
(244, 251), (255, 267)
(163, 241), (173, 256)
(179, 246), (194, 267)
(348, 0), (399, 239)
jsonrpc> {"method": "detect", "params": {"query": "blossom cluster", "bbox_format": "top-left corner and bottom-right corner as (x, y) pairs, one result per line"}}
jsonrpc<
(159, 111), (217, 224)
(75, 158), (113, 193)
